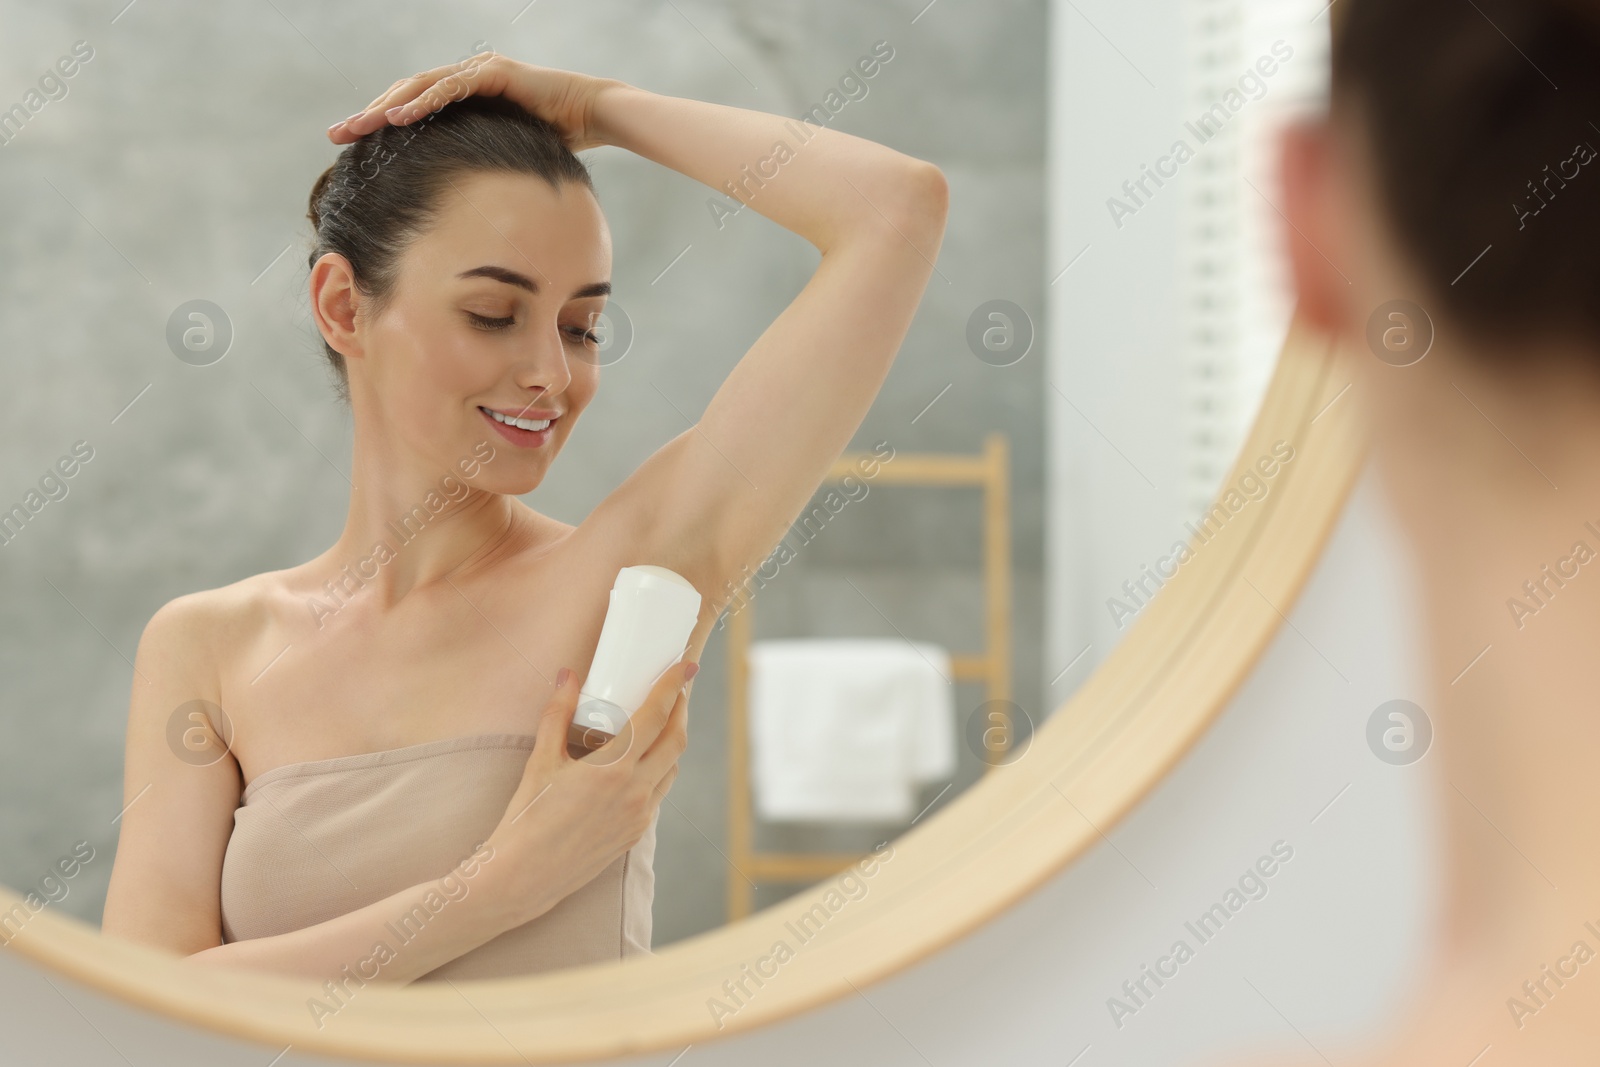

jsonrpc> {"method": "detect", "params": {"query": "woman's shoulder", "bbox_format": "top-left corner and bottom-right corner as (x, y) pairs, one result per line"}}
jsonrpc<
(139, 568), (302, 676)
(156, 567), (298, 626)
(127, 573), (282, 727)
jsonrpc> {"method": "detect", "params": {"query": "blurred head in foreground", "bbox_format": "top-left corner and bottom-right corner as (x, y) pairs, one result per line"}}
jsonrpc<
(1278, 0), (1600, 1061)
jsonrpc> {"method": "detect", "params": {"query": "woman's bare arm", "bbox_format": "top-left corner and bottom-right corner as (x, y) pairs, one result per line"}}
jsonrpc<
(585, 80), (949, 598)
(101, 594), (239, 950)
(183, 848), (529, 984)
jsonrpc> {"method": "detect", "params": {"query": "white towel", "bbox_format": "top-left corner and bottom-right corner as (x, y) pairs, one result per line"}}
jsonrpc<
(747, 638), (956, 822)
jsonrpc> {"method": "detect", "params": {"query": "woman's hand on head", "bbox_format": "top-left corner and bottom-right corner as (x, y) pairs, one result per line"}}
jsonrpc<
(481, 657), (695, 928)
(328, 52), (624, 151)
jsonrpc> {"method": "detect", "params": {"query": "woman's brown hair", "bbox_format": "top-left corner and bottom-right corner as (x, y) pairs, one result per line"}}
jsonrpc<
(1330, 0), (1600, 354)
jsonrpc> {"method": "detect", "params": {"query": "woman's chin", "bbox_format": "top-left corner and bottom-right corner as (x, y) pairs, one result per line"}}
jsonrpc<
(472, 471), (547, 499)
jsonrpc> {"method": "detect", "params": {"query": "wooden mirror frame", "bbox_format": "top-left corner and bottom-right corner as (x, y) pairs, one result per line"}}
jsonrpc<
(0, 314), (1364, 1063)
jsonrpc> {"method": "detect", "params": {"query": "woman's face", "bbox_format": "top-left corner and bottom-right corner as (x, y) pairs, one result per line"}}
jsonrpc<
(350, 169), (613, 494)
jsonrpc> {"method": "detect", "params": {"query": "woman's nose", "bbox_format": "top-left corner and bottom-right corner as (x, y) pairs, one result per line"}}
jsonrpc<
(515, 323), (575, 393)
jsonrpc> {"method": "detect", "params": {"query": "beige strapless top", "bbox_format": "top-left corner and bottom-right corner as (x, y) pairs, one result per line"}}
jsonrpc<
(219, 732), (656, 980)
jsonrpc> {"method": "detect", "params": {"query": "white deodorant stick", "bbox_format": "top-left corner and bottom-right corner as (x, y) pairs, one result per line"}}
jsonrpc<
(568, 565), (703, 756)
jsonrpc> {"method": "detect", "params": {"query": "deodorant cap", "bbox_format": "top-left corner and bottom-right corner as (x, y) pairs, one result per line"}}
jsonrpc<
(621, 564), (698, 595)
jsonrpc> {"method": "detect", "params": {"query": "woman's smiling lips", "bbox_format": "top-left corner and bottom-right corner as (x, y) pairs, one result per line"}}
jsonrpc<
(478, 405), (560, 448)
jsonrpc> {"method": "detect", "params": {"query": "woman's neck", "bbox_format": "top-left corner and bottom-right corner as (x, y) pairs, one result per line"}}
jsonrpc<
(320, 425), (531, 611)
(1363, 335), (1600, 1050)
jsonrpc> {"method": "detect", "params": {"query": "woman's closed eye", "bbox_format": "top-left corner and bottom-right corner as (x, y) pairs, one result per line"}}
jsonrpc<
(466, 311), (599, 343)
(466, 311), (517, 331)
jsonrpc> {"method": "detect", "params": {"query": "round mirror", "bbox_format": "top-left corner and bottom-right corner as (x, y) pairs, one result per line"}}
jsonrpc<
(0, 0), (1358, 1059)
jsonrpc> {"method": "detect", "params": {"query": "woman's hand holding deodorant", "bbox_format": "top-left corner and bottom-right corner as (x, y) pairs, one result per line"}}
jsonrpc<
(483, 658), (698, 929)
(480, 565), (703, 929)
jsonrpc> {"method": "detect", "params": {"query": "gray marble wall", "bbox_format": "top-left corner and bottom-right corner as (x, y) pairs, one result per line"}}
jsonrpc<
(0, 0), (1045, 948)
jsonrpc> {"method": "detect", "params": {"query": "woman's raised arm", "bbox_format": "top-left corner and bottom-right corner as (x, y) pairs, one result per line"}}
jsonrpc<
(585, 78), (949, 599)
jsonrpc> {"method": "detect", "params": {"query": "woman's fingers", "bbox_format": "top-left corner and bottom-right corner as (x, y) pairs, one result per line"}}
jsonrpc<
(391, 56), (500, 121)
(654, 762), (680, 800)
(324, 55), (613, 152)
(632, 660), (696, 761)
(533, 666), (581, 766)
(329, 54), (501, 142)
(636, 686), (689, 786)
(331, 72), (436, 141)
(578, 660), (696, 769)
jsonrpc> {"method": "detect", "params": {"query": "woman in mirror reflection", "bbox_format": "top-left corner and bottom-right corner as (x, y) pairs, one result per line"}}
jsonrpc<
(99, 54), (947, 985)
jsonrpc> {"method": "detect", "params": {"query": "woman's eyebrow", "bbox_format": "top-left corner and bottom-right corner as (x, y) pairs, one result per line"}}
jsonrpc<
(456, 265), (611, 299)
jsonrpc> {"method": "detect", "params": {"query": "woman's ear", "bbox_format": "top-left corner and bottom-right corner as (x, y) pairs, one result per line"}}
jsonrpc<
(1277, 116), (1355, 341)
(309, 252), (363, 364)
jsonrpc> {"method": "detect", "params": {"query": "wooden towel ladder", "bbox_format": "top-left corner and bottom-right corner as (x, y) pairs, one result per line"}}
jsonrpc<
(724, 432), (1012, 921)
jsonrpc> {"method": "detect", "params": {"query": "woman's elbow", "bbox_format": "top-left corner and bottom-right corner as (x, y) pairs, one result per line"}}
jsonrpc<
(900, 161), (949, 241)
